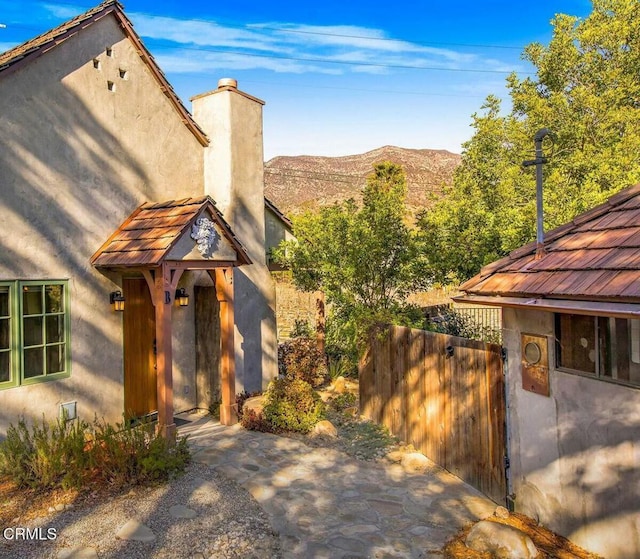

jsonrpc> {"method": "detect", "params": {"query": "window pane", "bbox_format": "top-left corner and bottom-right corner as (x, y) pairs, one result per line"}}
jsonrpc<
(46, 315), (64, 344)
(0, 318), (9, 350)
(0, 288), (9, 317)
(45, 285), (63, 313)
(556, 314), (596, 374)
(46, 345), (65, 374)
(24, 347), (43, 378)
(23, 316), (43, 346)
(23, 286), (42, 315)
(0, 351), (9, 382)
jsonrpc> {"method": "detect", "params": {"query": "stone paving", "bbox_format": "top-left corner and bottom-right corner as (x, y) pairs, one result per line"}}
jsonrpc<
(183, 418), (497, 559)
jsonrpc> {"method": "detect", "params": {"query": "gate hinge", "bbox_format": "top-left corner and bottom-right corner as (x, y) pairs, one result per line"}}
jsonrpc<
(504, 455), (510, 469)
(501, 348), (507, 362)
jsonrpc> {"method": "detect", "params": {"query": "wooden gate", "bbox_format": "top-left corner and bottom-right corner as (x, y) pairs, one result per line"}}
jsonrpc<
(359, 325), (507, 504)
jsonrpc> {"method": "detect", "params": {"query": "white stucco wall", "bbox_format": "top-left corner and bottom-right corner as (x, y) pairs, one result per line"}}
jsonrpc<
(503, 307), (640, 558)
(193, 85), (278, 393)
(0, 15), (204, 433)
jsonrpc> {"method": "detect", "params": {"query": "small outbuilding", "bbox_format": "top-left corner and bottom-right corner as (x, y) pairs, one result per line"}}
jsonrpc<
(457, 184), (640, 558)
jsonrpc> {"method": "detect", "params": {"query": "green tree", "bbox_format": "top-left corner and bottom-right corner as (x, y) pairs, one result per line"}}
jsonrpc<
(275, 162), (427, 358)
(420, 0), (640, 283)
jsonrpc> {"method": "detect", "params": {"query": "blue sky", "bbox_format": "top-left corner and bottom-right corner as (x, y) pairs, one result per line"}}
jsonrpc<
(1, 1), (592, 159)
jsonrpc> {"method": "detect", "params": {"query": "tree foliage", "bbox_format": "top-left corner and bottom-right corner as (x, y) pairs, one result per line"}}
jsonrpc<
(274, 162), (427, 351)
(420, 0), (640, 283)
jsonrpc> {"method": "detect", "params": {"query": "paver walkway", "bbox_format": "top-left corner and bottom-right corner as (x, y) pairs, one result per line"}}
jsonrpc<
(182, 418), (497, 559)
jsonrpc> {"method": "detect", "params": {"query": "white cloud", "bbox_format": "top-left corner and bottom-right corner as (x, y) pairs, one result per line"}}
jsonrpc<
(130, 13), (520, 78)
(41, 3), (84, 19)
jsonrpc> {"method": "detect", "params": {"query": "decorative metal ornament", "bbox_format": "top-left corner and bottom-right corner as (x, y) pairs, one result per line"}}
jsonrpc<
(191, 217), (219, 258)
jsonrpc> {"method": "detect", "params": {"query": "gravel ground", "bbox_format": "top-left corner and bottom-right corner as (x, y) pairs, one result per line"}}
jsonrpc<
(0, 463), (282, 559)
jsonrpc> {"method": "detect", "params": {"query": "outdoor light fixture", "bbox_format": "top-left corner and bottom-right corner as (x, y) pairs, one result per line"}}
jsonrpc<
(109, 291), (125, 312)
(175, 287), (189, 307)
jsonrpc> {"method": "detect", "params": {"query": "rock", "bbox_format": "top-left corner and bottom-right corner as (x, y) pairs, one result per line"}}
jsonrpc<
(243, 396), (264, 416)
(343, 406), (358, 417)
(310, 420), (338, 438)
(495, 505), (510, 519)
(115, 519), (156, 542)
(57, 547), (99, 559)
(332, 376), (347, 393)
(401, 452), (431, 473)
(386, 450), (405, 463)
(465, 520), (538, 559)
(169, 505), (198, 519)
(55, 503), (65, 512)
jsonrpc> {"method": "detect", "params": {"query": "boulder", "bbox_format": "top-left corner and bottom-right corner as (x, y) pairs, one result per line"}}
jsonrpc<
(310, 420), (338, 438)
(243, 396), (264, 416)
(332, 376), (347, 393)
(465, 520), (538, 559)
(401, 452), (431, 473)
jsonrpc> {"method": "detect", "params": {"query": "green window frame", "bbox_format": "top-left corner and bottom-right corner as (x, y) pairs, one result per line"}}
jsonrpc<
(0, 280), (71, 390)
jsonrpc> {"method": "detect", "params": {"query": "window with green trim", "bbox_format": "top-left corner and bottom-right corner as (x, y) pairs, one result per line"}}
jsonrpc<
(0, 281), (71, 389)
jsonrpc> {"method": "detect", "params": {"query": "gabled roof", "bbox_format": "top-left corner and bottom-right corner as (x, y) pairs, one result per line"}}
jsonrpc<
(264, 197), (293, 230)
(460, 183), (640, 303)
(0, 0), (208, 146)
(90, 196), (251, 268)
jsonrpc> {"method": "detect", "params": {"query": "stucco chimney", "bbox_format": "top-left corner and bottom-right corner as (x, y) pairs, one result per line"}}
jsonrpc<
(191, 80), (277, 394)
(191, 79), (266, 264)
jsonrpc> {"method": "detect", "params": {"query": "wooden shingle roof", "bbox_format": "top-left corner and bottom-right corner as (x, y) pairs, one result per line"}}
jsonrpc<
(460, 183), (640, 303)
(0, 0), (208, 146)
(91, 196), (250, 268)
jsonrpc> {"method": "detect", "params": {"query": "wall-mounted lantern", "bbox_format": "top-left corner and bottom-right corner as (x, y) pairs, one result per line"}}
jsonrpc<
(109, 291), (125, 312)
(175, 287), (189, 307)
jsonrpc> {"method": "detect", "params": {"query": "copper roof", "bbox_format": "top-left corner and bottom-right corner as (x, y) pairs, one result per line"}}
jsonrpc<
(460, 183), (640, 302)
(0, 0), (208, 146)
(91, 196), (251, 268)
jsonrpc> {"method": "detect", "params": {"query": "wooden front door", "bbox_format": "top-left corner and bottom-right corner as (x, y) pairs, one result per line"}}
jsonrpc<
(123, 278), (157, 419)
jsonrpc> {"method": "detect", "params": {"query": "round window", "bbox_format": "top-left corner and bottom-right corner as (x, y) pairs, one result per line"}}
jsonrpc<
(524, 342), (542, 365)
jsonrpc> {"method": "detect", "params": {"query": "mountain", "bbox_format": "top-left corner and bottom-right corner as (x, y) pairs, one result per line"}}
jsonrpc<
(264, 145), (461, 217)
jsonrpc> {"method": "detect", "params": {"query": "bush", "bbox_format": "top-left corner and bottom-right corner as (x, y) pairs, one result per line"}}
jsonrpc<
(429, 308), (501, 344)
(0, 416), (89, 490)
(262, 378), (325, 434)
(278, 337), (327, 386)
(0, 415), (190, 491)
(329, 392), (357, 412)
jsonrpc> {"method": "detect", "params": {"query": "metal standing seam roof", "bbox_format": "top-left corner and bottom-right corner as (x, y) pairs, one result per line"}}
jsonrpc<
(460, 183), (640, 302)
(90, 196), (251, 268)
(0, 0), (208, 147)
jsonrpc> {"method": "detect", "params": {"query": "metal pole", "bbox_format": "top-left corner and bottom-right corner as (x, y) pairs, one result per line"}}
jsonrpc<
(523, 128), (553, 259)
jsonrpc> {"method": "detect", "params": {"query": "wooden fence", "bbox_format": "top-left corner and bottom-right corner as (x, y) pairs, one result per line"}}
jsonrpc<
(359, 325), (506, 504)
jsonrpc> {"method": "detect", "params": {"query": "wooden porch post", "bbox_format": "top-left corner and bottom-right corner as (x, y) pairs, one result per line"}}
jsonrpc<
(215, 267), (237, 425)
(153, 263), (178, 440)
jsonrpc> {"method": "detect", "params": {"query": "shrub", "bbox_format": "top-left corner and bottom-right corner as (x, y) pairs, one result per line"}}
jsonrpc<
(0, 415), (190, 492)
(262, 378), (325, 434)
(329, 392), (357, 412)
(240, 409), (272, 432)
(0, 416), (90, 490)
(278, 337), (327, 386)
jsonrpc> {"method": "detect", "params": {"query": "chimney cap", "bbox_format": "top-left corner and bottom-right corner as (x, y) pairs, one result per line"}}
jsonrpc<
(218, 78), (238, 89)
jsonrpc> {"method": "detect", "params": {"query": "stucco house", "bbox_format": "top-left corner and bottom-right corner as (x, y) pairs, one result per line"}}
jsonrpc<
(0, 0), (282, 437)
(457, 184), (640, 558)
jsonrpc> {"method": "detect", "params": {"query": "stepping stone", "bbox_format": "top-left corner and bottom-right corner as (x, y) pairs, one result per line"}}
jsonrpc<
(115, 519), (156, 542)
(57, 547), (98, 559)
(169, 505), (198, 519)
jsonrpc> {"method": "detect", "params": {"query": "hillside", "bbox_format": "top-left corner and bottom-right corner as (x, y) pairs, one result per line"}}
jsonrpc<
(264, 145), (461, 217)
